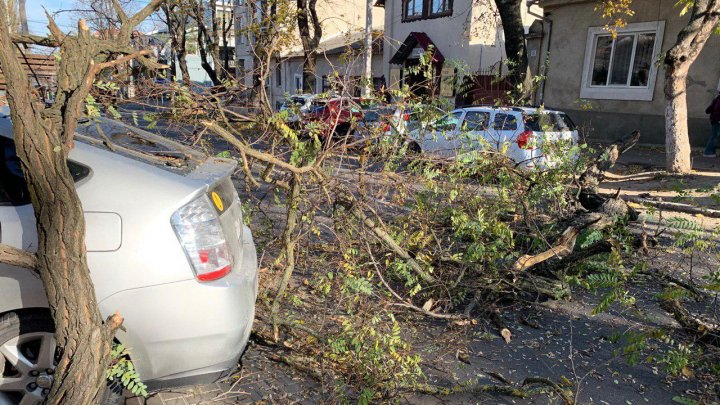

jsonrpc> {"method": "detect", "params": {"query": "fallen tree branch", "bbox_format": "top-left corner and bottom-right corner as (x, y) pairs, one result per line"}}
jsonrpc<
(623, 195), (720, 218)
(402, 382), (530, 398)
(522, 377), (574, 404)
(578, 130), (641, 210)
(513, 226), (582, 272)
(267, 354), (323, 381)
(202, 120), (319, 175)
(366, 242), (464, 320)
(0, 244), (37, 271)
(661, 299), (720, 346)
(335, 197), (437, 284)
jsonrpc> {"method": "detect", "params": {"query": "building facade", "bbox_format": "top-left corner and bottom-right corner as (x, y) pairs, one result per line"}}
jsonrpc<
(234, 0), (385, 107)
(537, 0), (720, 145)
(381, 0), (541, 103)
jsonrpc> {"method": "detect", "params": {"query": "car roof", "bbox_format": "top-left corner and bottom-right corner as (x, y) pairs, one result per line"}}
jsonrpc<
(456, 106), (565, 114)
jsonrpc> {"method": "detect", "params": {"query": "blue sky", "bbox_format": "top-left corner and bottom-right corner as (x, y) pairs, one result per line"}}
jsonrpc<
(26, 0), (76, 35)
(25, 0), (159, 36)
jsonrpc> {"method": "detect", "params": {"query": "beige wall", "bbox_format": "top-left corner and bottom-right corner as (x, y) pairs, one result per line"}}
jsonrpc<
(269, 49), (385, 108)
(382, 0), (541, 83)
(235, 0), (384, 89)
(540, 0), (720, 145)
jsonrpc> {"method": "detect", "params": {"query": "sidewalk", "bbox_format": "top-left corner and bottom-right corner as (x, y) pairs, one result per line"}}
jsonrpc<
(600, 144), (720, 231)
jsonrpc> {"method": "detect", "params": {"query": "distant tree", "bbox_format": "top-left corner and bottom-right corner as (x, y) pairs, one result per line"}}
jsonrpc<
(297, 0), (321, 93)
(0, 0), (164, 402)
(18, 0), (27, 34)
(162, 0), (192, 83)
(242, 0), (296, 111)
(189, 0), (233, 86)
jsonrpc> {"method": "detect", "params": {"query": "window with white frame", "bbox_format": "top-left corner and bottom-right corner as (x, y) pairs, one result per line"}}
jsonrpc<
(580, 21), (665, 101)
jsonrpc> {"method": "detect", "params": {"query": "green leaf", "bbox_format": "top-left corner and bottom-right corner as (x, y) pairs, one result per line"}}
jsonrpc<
(672, 396), (698, 405)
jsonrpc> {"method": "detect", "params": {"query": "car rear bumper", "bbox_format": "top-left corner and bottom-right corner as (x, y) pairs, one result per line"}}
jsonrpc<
(99, 232), (258, 385)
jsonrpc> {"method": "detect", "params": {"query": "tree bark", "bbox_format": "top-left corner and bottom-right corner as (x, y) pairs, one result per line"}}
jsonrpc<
(664, 0), (720, 174)
(297, 0), (321, 93)
(0, 1), (162, 402)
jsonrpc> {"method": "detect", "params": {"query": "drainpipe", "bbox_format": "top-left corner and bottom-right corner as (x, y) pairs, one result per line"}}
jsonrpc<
(527, 0), (552, 105)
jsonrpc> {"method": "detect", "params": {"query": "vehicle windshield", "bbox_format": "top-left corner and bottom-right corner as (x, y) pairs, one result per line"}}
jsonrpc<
(363, 107), (395, 123)
(524, 112), (577, 131)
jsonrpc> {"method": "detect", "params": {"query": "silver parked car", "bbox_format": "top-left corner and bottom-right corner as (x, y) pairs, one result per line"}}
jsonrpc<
(0, 110), (258, 404)
(410, 106), (579, 169)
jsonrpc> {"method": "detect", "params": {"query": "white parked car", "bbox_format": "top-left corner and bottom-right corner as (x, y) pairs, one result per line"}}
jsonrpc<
(279, 94), (317, 123)
(409, 106), (579, 169)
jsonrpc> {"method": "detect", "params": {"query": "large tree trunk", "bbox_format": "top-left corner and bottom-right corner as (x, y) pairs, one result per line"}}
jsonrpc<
(297, 0), (321, 93)
(0, 1), (162, 402)
(495, 0), (531, 97)
(664, 64), (693, 173)
(0, 18), (117, 405)
(663, 0), (720, 173)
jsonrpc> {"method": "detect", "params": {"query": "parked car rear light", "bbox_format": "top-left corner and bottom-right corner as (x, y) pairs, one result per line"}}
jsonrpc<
(516, 130), (536, 150)
(171, 195), (233, 282)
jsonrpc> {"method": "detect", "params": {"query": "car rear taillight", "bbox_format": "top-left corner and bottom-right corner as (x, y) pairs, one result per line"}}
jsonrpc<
(171, 195), (232, 282)
(516, 130), (535, 150)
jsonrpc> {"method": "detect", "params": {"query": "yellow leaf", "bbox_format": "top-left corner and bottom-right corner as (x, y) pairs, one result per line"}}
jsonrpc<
(681, 366), (694, 378)
(501, 328), (512, 344)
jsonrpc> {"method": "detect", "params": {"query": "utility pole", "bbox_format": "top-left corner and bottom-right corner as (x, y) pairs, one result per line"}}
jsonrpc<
(363, 0), (373, 97)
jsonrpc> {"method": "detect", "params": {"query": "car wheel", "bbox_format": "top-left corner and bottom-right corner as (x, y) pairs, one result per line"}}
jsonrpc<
(406, 141), (421, 155)
(0, 310), (56, 405)
(99, 382), (125, 405)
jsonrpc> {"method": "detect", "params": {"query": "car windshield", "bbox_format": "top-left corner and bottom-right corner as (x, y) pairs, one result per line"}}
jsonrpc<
(308, 100), (327, 112)
(524, 112), (577, 131)
(363, 107), (395, 123)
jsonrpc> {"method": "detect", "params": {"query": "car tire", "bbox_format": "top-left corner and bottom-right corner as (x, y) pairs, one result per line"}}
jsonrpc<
(0, 310), (128, 405)
(406, 141), (421, 155)
(0, 309), (55, 405)
(99, 382), (126, 405)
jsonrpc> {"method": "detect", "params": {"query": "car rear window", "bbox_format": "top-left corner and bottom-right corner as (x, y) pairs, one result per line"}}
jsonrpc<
(75, 118), (204, 174)
(524, 113), (577, 131)
(493, 113), (518, 131)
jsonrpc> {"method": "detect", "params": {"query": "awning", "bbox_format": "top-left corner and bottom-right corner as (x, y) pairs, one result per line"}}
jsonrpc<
(389, 32), (445, 65)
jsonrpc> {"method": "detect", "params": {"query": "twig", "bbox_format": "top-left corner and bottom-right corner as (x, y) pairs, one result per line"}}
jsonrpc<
(366, 241), (463, 320)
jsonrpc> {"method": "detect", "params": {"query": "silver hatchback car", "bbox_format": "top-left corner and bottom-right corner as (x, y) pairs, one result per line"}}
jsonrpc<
(0, 110), (258, 403)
